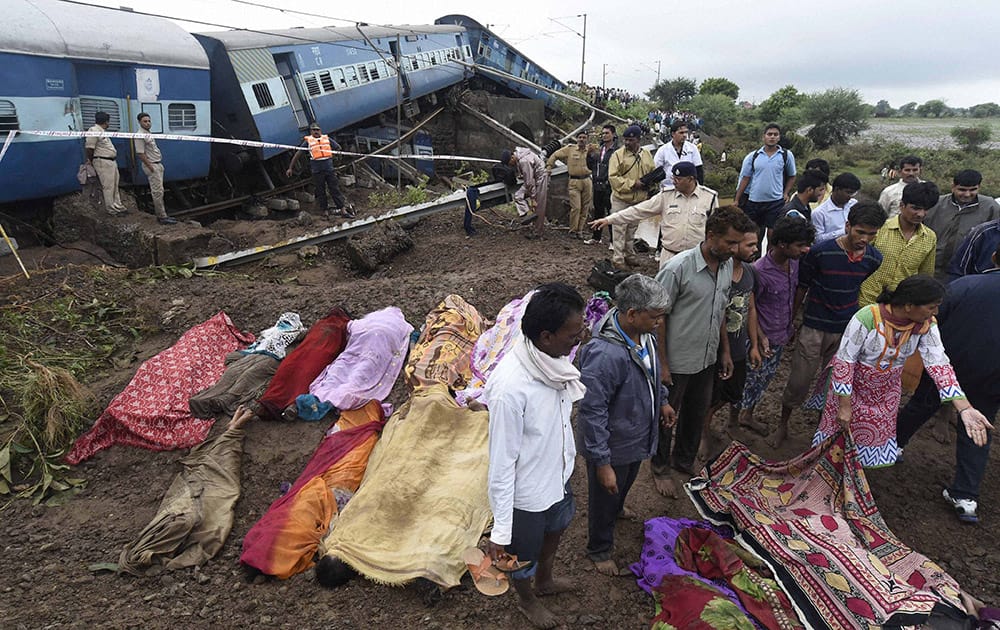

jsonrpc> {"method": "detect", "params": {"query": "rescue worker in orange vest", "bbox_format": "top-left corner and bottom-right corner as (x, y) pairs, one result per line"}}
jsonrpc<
(287, 123), (355, 218)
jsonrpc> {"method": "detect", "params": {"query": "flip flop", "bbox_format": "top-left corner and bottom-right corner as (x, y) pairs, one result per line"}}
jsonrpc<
(494, 553), (533, 574)
(462, 547), (508, 596)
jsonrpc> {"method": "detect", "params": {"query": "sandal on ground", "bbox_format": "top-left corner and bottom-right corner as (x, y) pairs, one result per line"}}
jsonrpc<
(462, 547), (509, 596)
(493, 553), (533, 574)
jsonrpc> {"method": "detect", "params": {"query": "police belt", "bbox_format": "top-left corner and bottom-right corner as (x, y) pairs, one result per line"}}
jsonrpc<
(569, 174), (590, 180)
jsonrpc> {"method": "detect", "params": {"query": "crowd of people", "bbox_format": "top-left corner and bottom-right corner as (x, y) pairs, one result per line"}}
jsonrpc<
(490, 122), (998, 627)
(566, 81), (639, 108)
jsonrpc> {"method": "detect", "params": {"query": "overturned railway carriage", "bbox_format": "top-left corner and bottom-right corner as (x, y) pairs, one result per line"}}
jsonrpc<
(435, 15), (566, 109)
(193, 25), (473, 179)
(0, 0), (211, 204)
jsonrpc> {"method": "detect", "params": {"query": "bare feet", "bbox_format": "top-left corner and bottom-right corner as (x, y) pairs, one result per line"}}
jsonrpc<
(592, 559), (630, 576)
(766, 424), (788, 449)
(517, 599), (559, 629)
(228, 404), (256, 429)
(617, 506), (639, 522)
(737, 413), (770, 436)
(654, 475), (679, 499)
(534, 576), (575, 596)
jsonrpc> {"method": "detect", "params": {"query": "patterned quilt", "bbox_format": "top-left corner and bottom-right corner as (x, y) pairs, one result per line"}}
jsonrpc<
(687, 433), (967, 629)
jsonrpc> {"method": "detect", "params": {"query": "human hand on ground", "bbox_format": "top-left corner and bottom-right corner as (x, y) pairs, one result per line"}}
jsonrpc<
(596, 464), (618, 495)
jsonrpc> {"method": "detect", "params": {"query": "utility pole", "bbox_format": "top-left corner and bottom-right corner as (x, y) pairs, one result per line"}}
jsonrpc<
(656, 60), (661, 85)
(602, 63), (606, 90)
(580, 13), (587, 85)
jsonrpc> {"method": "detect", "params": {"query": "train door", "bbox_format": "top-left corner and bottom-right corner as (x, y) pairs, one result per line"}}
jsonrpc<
(388, 39), (411, 98)
(75, 64), (130, 169)
(272, 53), (311, 130)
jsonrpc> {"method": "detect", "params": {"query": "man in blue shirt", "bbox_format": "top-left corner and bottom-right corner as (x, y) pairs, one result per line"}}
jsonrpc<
(947, 217), (1000, 280)
(735, 124), (797, 240)
(896, 242), (1000, 524)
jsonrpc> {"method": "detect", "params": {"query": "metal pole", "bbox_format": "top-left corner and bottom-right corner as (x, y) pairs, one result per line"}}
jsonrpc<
(602, 63), (606, 90)
(580, 13), (587, 85)
(395, 35), (402, 191)
(656, 60), (661, 85)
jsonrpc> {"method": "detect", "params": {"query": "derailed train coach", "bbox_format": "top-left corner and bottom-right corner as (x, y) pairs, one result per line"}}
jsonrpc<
(0, 0), (212, 204)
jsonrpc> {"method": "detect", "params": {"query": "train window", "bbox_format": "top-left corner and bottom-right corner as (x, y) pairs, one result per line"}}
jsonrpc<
(430, 52), (438, 66)
(409, 55), (419, 71)
(303, 74), (321, 97)
(251, 83), (275, 109)
(369, 62), (380, 81)
(167, 103), (197, 131)
(357, 64), (370, 83)
(376, 61), (387, 79)
(483, 47), (492, 60)
(464, 45), (472, 59)
(332, 68), (346, 89)
(344, 66), (359, 87)
(0, 100), (18, 132)
(80, 98), (121, 131)
(319, 71), (335, 93)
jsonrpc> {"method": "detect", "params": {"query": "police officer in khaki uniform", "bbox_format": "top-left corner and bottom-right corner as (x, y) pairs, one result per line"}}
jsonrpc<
(135, 112), (177, 225)
(590, 162), (718, 268)
(607, 125), (655, 268)
(85, 111), (126, 215)
(287, 123), (354, 218)
(545, 131), (596, 239)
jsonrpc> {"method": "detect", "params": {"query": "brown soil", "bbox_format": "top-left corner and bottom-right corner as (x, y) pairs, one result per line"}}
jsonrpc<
(1, 207), (996, 629)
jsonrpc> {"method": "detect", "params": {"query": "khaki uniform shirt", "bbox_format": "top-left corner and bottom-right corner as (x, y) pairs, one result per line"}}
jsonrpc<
(85, 124), (116, 158)
(545, 145), (592, 177)
(608, 146), (655, 204)
(607, 185), (718, 257)
(135, 134), (162, 163)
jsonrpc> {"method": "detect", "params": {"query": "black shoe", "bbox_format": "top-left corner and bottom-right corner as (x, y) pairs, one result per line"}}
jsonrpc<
(343, 204), (357, 218)
(158, 216), (178, 225)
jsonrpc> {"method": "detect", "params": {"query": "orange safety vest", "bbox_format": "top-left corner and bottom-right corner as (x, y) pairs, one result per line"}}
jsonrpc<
(305, 134), (334, 160)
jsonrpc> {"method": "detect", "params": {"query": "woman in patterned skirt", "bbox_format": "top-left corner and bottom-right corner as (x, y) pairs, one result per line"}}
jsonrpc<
(813, 275), (992, 468)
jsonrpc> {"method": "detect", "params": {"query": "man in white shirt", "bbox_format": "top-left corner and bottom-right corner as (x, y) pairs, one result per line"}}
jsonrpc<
(811, 172), (861, 243)
(653, 120), (704, 188)
(879, 155), (923, 218)
(486, 283), (587, 630)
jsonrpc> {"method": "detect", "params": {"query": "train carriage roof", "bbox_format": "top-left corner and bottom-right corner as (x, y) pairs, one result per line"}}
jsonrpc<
(197, 24), (466, 51)
(4, 0), (208, 69)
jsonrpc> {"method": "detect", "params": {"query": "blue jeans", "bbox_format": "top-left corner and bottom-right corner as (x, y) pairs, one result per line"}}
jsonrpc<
(897, 372), (997, 500)
(506, 483), (575, 579)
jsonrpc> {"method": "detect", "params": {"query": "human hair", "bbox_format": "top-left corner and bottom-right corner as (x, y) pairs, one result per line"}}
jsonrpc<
(772, 215), (816, 247)
(805, 158), (831, 176)
(796, 169), (828, 192)
(615, 274), (670, 312)
(602, 124), (616, 135)
(669, 120), (688, 133)
(521, 283), (585, 343)
(832, 172), (861, 191)
(764, 123), (781, 134)
(877, 274), (945, 307)
(847, 201), (887, 229)
(137, 112), (150, 122)
(706, 205), (757, 237)
(577, 130), (588, 138)
(901, 181), (940, 209)
(899, 155), (923, 168)
(315, 555), (358, 588)
(953, 169), (982, 187)
(94, 111), (110, 124)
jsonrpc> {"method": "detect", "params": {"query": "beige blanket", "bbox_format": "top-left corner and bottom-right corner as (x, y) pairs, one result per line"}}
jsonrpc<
(321, 384), (490, 586)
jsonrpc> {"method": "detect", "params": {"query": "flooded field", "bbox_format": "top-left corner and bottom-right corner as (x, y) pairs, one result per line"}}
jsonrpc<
(859, 117), (1000, 149)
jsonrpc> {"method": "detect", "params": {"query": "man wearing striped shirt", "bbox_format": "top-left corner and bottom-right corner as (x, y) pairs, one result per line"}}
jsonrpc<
(772, 202), (885, 447)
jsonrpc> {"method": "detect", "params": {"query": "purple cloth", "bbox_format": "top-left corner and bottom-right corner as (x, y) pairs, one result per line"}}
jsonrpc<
(455, 291), (535, 406)
(584, 292), (612, 331)
(307, 307), (413, 410)
(753, 252), (799, 346)
(631, 516), (760, 626)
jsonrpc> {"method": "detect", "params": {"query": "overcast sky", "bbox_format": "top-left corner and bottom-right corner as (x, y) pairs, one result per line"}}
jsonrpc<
(86, 0), (999, 108)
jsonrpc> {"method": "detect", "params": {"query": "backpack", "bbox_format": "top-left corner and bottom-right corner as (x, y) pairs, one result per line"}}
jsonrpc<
(739, 147), (790, 206)
(492, 163), (517, 187)
(587, 259), (632, 297)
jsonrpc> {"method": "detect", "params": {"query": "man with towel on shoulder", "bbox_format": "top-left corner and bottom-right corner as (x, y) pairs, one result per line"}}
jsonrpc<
(486, 283), (587, 629)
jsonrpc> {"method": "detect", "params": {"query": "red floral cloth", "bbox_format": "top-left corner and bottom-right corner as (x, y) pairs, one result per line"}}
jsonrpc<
(67, 312), (254, 464)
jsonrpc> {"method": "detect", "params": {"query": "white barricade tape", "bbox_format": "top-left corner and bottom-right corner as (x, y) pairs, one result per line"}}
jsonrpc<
(7, 129), (501, 164)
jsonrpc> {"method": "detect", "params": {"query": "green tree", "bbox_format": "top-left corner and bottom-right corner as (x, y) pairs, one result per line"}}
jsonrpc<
(874, 99), (893, 117)
(916, 99), (948, 118)
(757, 85), (806, 122)
(685, 93), (739, 133)
(699, 77), (739, 101)
(970, 102), (1000, 118)
(950, 124), (992, 152)
(646, 77), (697, 111)
(897, 102), (918, 117)
(803, 88), (869, 149)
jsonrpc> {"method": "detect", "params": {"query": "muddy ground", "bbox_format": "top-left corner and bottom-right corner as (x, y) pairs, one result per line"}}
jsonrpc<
(0, 201), (997, 629)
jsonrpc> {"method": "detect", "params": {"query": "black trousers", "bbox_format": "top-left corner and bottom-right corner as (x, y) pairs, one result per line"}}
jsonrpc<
(311, 160), (346, 211)
(652, 364), (716, 476)
(586, 460), (641, 561)
(592, 183), (612, 241)
(897, 371), (998, 500)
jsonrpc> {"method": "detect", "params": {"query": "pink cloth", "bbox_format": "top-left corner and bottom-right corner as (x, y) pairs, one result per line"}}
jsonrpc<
(67, 312), (254, 464)
(307, 307), (413, 411)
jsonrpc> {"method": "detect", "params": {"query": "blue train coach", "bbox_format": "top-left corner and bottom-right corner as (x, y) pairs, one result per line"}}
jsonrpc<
(194, 24), (473, 173)
(0, 0), (211, 204)
(435, 15), (566, 109)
